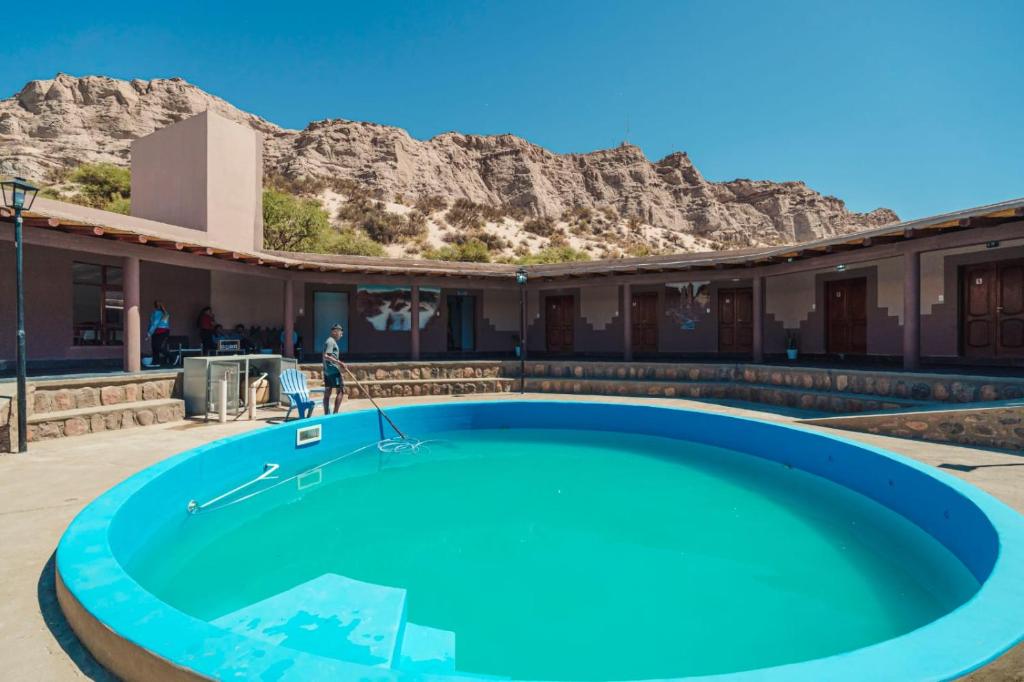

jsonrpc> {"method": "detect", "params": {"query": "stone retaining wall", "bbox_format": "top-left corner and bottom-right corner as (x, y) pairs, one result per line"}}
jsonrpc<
(29, 379), (177, 416)
(27, 401), (186, 442)
(803, 404), (1024, 452)
(506, 361), (1024, 405)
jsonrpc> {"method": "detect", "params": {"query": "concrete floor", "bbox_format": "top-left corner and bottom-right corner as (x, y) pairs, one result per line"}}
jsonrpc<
(1, 393), (1021, 681)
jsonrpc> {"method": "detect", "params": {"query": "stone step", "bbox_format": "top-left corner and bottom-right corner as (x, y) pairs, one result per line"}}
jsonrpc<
(25, 398), (185, 441)
(29, 376), (178, 416)
(304, 377), (515, 400)
(514, 361), (1024, 405)
(301, 362), (504, 382)
(397, 622), (457, 674)
(213, 573), (407, 668)
(524, 377), (928, 414)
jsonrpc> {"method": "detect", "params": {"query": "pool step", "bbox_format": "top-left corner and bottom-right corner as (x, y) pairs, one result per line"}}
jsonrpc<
(212, 573), (407, 668)
(397, 622), (457, 674)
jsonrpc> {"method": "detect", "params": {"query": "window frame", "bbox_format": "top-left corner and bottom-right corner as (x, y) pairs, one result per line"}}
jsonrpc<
(72, 262), (124, 346)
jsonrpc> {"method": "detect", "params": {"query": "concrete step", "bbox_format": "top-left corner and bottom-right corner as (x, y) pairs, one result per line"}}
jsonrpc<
(524, 377), (928, 414)
(25, 398), (185, 441)
(397, 622), (457, 674)
(213, 573), (407, 668)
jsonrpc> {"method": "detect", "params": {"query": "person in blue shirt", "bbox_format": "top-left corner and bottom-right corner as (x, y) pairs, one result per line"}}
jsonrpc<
(146, 301), (171, 367)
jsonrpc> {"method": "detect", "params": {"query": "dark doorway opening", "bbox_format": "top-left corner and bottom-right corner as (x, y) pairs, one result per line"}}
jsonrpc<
(447, 294), (476, 352)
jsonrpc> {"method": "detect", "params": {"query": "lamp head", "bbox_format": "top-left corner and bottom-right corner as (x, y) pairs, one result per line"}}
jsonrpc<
(1, 177), (39, 211)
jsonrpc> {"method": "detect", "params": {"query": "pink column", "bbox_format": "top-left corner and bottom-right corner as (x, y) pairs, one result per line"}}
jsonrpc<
(283, 278), (295, 358)
(752, 275), (764, 363)
(410, 285), (421, 360)
(903, 250), (921, 370)
(123, 256), (141, 372)
(622, 283), (632, 361)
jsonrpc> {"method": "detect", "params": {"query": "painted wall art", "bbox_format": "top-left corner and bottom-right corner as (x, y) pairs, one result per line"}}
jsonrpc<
(356, 285), (440, 331)
(664, 281), (710, 330)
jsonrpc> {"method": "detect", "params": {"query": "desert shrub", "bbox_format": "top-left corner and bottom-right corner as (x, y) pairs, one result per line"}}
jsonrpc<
(405, 210), (428, 233)
(105, 196), (132, 215)
(324, 227), (386, 256)
(624, 242), (655, 257)
(264, 173), (326, 196)
(442, 228), (507, 252)
(522, 215), (557, 237)
(445, 198), (486, 231)
(515, 246), (591, 265)
(67, 163), (131, 211)
(262, 189), (331, 252)
(414, 194), (448, 215)
(424, 238), (491, 263)
(360, 211), (420, 244)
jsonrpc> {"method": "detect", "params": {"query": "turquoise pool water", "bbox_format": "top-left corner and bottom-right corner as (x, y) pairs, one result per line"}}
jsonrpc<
(129, 427), (978, 680)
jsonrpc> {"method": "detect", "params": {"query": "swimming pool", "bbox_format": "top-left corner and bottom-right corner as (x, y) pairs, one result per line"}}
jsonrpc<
(57, 401), (1024, 681)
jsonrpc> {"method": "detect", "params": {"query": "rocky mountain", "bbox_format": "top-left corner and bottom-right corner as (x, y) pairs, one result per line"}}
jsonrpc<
(0, 74), (898, 258)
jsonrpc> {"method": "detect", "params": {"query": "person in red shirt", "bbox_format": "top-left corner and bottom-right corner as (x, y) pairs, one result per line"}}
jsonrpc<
(197, 307), (216, 356)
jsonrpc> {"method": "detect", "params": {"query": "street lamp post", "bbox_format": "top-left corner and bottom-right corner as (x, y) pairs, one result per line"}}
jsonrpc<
(2, 177), (39, 453)
(515, 268), (528, 394)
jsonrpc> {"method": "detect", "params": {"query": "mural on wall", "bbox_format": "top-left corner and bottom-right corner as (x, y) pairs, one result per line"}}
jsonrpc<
(664, 282), (710, 330)
(356, 286), (440, 331)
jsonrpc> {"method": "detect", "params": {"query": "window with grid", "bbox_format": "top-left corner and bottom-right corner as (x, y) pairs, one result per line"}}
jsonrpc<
(72, 262), (124, 346)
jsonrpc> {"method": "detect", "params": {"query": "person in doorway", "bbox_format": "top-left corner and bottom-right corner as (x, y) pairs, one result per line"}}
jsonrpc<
(197, 306), (216, 355)
(146, 301), (171, 367)
(322, 324), (346, 415)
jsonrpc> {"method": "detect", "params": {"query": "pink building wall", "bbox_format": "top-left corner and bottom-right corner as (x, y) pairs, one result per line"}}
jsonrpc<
(130, 111), (264, 253)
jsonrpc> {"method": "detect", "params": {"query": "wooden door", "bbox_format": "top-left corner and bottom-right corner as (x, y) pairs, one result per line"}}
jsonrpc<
(826, 278), (868, 355)
(631, 292), (659, 353)
(718, 288), (753, 353)
(963, 260), (1024, 358)
(545, 295), (575, 353)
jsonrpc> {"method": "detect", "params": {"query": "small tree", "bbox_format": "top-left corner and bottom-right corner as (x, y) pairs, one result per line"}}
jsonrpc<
(262, 189), (331, 252)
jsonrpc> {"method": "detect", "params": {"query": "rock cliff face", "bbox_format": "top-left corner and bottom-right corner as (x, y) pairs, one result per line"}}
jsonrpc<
(0, 73), (897, 254)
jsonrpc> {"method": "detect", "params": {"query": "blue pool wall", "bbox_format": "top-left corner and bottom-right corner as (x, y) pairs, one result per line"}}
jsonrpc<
(60, 400), (1024, 682)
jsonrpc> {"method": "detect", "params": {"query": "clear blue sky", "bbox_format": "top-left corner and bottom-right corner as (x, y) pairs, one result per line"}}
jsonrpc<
(5, 1), (1022, 220)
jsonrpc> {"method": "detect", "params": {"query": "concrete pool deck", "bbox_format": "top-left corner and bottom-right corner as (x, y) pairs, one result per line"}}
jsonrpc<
(1, 393), (1021, 681)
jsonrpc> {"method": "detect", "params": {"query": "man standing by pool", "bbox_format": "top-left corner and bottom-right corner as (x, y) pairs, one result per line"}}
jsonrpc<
(322, 324), (346, 414)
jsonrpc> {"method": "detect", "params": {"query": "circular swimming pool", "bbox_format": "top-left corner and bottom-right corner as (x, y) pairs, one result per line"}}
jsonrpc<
(57, 401), (1024, 681)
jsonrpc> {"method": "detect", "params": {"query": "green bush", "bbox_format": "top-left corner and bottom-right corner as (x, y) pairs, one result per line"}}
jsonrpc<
(262, 189), (331, 252)
(105, 196), (132, 215)
(67, 163), (131, 210)
(325, 228), (386, 256)
(515, 246), (591, 264)
(424, 238), (491, 262)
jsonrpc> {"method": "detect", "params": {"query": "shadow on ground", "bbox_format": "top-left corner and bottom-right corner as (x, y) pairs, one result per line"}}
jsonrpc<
(940, 462), (1024, 473)
(37, 552), (114, 681)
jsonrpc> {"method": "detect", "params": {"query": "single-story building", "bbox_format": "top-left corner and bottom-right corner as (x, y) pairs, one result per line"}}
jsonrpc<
(2, 111), (1022, 373)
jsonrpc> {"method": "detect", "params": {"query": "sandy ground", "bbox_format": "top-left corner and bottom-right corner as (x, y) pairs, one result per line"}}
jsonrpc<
(0, 393), (1021, 680)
